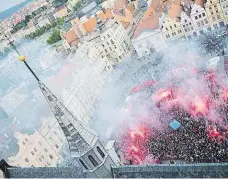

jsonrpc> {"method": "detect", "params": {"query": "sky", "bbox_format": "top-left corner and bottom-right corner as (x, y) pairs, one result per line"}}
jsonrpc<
(0, 0), (26, 13)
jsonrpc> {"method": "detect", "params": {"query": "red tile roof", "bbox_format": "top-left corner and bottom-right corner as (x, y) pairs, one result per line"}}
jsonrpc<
(134, 5), (160, 38)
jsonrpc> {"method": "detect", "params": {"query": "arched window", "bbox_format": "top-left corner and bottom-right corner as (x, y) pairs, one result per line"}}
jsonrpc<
(79, 159), (88, 170)
(97, 146), (105, 158)
(88, 155), (98, 167)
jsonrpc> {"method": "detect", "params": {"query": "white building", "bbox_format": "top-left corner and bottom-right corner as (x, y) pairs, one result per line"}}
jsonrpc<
(132, 29), (167, 58)
(84, 18), (132, 65)
(205, 0), (226, 29)
(8, 116), (67, 167)
(190, 3), (211, 34)
(162, 17), (185, 42)
(220, 0), (228, 23)
(180, 11), (198, 39)
(62, 42), (113, 124)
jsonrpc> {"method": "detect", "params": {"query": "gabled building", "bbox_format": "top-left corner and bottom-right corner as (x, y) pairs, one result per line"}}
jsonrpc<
(162, 0), (185, 42)
(180, 11), (197, 39)
(7, 116), (66, 167)
(84, 18), (132, 65)
(205, 0), (226, 29)
(162, 17), (185, 42)
(190, 0), (210, 34)
(220, 0), (228, 24)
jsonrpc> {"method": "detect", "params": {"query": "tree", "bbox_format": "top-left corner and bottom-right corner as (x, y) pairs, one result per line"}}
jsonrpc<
(197, 27), (227, 56)
(56, 17), (65, 26)
(52, 0), (68, 7)
(73, 1), (82, 11)
(47, 29), (62, 45)
(45, 23), (52, 30)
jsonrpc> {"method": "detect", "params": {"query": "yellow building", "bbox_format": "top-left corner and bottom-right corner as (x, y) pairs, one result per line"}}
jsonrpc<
(205, 0), (226, 29)
(53, 5), (68, 19)
(162, 17), (185, 42)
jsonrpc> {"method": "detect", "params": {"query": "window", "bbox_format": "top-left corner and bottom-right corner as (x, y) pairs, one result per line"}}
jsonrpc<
(207, 27), (211, 31)
(199, 14), (202, 18)
(174, 24), (176, 27)
(55, 144), (59, 149)
(211, 12), (213, 15)
(88, 155), (98, 167)
(31, 151), (34, 155)
(204, 19), (208, 24)
(214, 24), (218, 28)
(33, 148), (37, 152)
(49, 155), (53, 159)
(202, 13), (205, 17)
(44, 148), (48, 152)
(97, 146), (105, 158)
(38, 141), (42, 146)
(184, 20), (187, 23)
(170, 26), (172, 29)
(195, 16), (198, 20)
(41, 155), (45, 159)
(25, 158), (29, 162)
(166, 28), (168, 30)
(183, 24), (185, 27)
(79, 159), (88, 170)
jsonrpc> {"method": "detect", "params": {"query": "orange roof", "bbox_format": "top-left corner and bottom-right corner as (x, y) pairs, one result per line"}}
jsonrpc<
(167, 3), (182, 20)
(114, 7), (134, 25)
(150, 0), (171, 16)
(98, 9), (113, 20)
(134, 12), (159, 38)
(82, 9), (114, 33)
(125, 4), (135, 13)
(133, 2), (162, 38)
(64, 28), (79, 44)
(82, 17), (97, 33)
(195, 0), (204, 7)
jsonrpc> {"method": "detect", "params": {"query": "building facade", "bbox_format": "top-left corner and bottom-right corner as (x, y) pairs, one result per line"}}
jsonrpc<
(8, 116), (67, 167)
(62, 43), (113, 124)
(190, 4), (211, 34)
(205, 0), (226, 29)
(220, 0), (228, 23)
(162, 17), (185, 42)
(85, 19), (132, 65)
(180, 11), (198, 39)
(132, 30), (167, 58)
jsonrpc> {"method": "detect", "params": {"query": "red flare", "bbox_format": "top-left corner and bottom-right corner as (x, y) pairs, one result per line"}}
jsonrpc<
(222, 88), (228, 101)
(154, 88), (173, 102)
(190, 96), (209, 116)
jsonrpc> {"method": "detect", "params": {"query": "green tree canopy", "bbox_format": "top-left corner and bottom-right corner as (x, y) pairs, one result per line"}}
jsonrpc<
(52, 0), (68, 8)
(47, 29), (62, 45)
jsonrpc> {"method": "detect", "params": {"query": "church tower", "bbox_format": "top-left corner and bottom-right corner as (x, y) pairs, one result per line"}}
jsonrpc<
(18, 56), (117, 177)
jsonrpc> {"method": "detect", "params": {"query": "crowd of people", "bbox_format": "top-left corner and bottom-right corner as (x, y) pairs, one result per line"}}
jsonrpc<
(148, 114), (228, 163)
